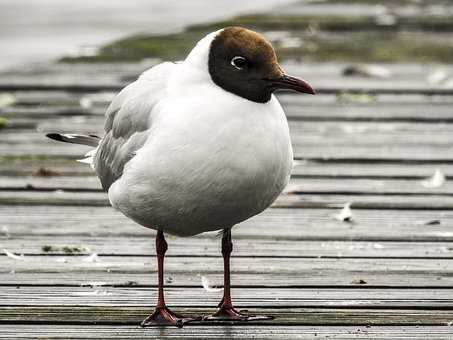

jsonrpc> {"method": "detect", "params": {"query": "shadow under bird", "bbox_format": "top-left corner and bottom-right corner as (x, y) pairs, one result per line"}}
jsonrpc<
(47, 26), (315, 327)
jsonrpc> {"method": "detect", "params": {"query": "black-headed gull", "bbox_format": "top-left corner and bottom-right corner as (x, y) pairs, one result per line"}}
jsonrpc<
(47, 26), (315, 327)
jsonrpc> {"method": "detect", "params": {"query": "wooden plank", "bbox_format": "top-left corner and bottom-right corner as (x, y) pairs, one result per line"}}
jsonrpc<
(276, 194), (453, 210)
(7, 91), (453, 110)
(0, 286), (452, 308)
(2, 271), (451, 288)
(0, 157), (452, 179)
(4, 132), (453, 153)
(1, 190), (452, 210)
(0, 324), (452, 339)
(2, 141), (451, 161)
(285, 103), (453, 122)
(5, 120), (453, 142)
(0, 157), (94, 177)
(1, 206), (452, 241)
(4, 236), (453, 258)
(4, 109), (453, 161)
(3, 63), (453, 340)
(9, 103), (453, 126)
(0, 190), (108, 206)
(0, 106), (102, 119)
(2, 176), (453, 195)
(287, 178), (453, 194)
(292, 161), (453, 179)
(4, 101), (453, 123)
(280, 93), (453, 106)
(0, 176), (103, 191)
(1, 307), (453, 326)
(0, 255), (451, 280)
(5, 91), (85, 106)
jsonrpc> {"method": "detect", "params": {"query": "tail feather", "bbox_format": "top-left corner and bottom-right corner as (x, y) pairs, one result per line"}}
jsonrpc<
(46, 133), (100, 169)
(46, 133), (100, 147)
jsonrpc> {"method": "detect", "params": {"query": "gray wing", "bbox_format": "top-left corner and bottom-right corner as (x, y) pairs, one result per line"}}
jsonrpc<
(94, 62), (176, 190)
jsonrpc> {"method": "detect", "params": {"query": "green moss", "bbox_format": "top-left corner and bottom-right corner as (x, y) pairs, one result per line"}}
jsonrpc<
(189, 14), (453, 32)
(0, 117), (9, 129)
(60, 13), (453, 64)
(61, 32), (200, 63)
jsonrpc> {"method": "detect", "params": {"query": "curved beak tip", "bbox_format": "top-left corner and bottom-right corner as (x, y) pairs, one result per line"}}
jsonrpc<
(271, 74), (316, 95)
(306, 85), (316, 95)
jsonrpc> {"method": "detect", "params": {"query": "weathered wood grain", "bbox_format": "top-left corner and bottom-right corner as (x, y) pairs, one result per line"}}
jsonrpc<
(2, 176), (453, 196)
(4, 120), (453, 136)
(1, 206), (451, 241)
(291, 161), (453, 179)
(1, 286), (453, 308)
(5, 120), (453, 141)
(2, 271), (451, 288)
(6, 90), (453, 109)
(281, 93), (453, 106)
(1, 190), (452, 210)
(1, 256), (451, 282)
(1, 324), (452, 339)
(1, 157), (452, 179)
(4, 90), (85, 106)
(2, 142), (452, 161)
(1, 306), (453, 326)
(5, 121), (453, 150)
(4, 236), (453, 258)
(4, 101), (453, 124)
(2, 62), (453, 337)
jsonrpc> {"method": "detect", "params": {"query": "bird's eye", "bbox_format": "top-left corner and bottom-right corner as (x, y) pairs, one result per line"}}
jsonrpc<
(231, 56), (248, 70)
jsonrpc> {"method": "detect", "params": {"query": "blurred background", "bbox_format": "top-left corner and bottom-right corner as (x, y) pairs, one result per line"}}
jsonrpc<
(1, 1), (453, 337)
(0, 0), (295, 69)
(2, 0), (453, 68)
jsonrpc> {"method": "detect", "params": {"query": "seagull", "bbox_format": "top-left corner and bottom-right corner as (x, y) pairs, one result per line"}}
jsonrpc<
(47, 26), (315, 327)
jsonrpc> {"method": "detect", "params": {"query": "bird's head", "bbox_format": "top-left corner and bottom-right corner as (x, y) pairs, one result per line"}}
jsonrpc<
(188, 26), (315, 103)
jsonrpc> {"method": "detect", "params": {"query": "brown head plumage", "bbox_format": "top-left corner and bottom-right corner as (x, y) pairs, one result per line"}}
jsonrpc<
(208, 27), (314, 103)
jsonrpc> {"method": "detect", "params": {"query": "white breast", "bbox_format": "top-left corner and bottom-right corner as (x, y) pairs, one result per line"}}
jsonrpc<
(108, 66), (293, 236)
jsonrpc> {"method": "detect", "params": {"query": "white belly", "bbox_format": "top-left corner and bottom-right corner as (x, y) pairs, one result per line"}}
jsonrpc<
(108, 92), (293, 236)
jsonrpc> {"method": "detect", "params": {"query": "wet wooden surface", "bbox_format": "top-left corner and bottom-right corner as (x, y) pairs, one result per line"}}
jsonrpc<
(0, 62), (452, 339)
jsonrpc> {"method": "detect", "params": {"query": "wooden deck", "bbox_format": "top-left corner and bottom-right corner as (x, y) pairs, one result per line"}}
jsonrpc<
(1, 62), (453, 339)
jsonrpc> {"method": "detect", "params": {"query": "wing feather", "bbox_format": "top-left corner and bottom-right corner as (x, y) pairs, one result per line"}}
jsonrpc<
(94, 62), (176, 190)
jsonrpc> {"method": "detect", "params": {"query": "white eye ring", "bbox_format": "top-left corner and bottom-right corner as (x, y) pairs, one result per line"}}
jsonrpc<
(231, 56), (247, 70)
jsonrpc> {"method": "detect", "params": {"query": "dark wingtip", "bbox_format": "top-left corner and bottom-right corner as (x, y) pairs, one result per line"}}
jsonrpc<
(46, 133), (64, 142)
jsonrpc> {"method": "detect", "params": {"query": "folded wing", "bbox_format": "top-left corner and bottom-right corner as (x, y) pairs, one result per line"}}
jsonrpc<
(94, 62), (176, 190)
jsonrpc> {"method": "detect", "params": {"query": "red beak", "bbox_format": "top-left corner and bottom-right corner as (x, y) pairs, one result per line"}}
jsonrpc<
(267, 74), (316, 95)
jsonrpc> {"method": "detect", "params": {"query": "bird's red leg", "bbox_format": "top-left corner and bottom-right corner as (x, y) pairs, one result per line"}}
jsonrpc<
(141, 230), (200, 328)
(204, 228), (273, 322)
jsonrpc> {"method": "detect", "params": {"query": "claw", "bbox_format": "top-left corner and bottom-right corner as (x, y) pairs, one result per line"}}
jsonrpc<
(203, 303), (273, 322)
(140, 306), (201, 328)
